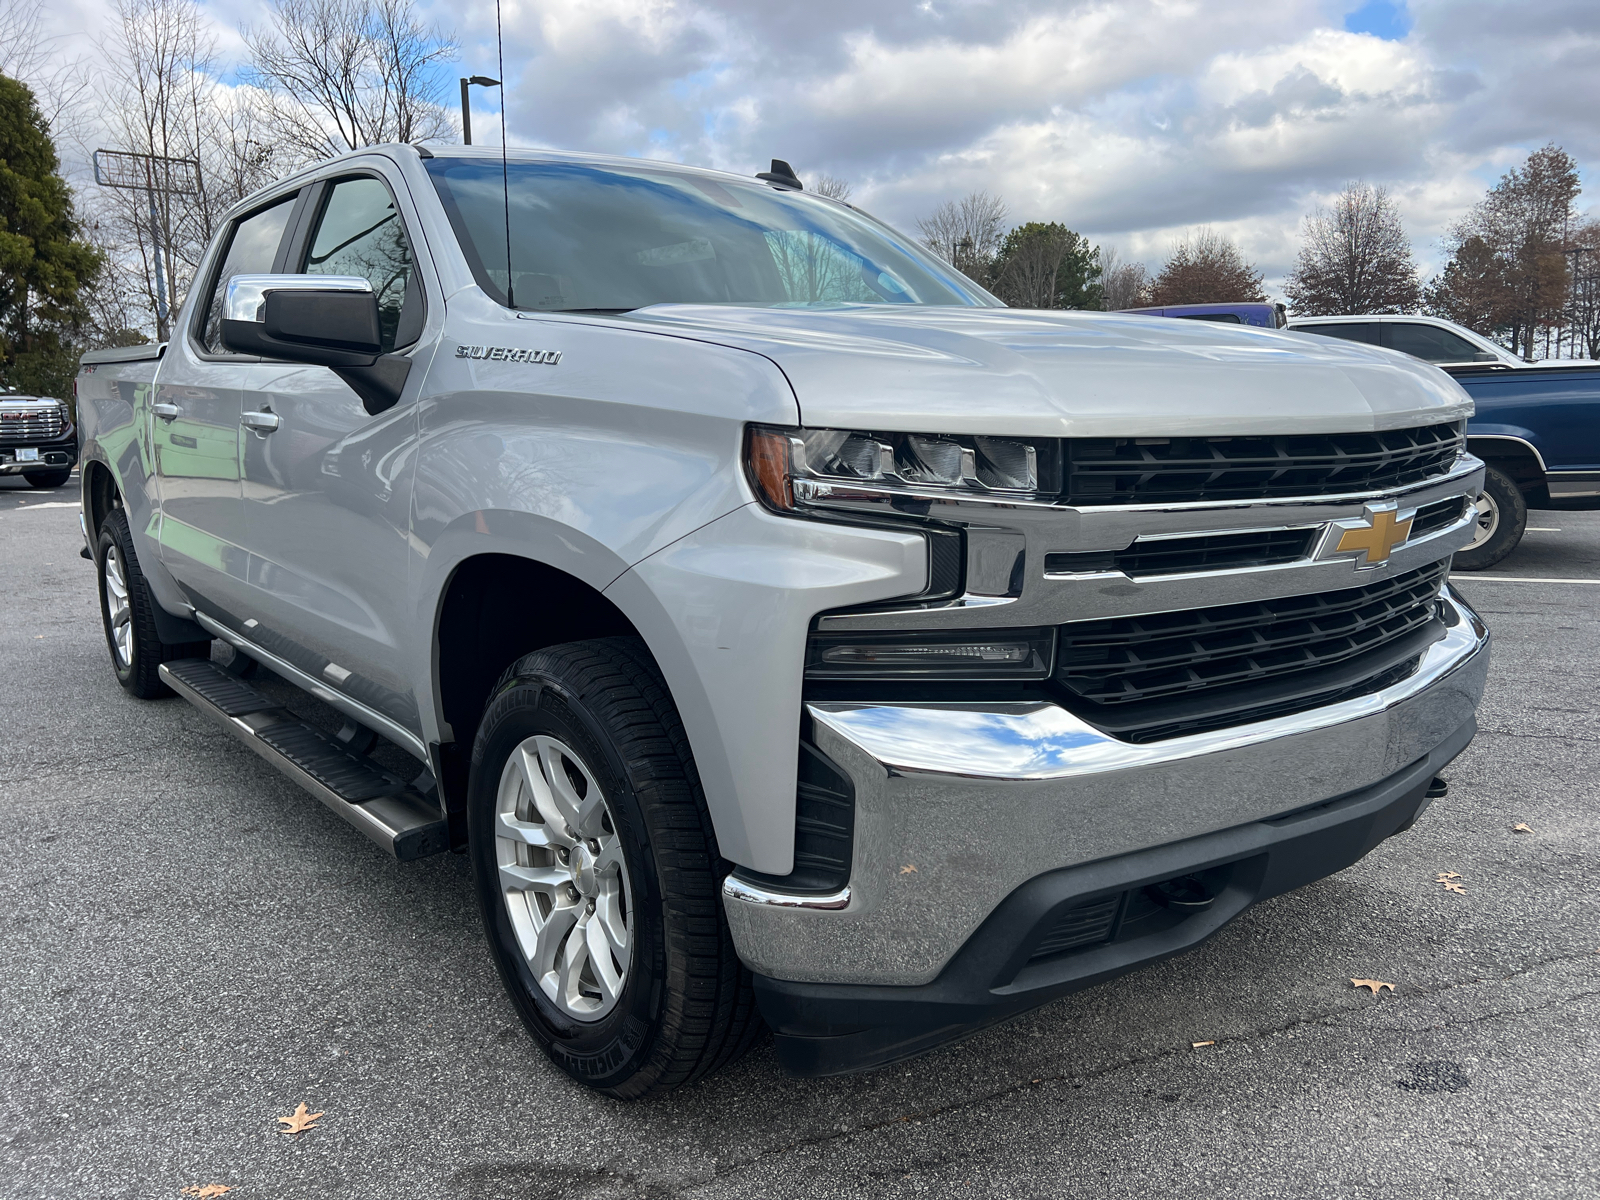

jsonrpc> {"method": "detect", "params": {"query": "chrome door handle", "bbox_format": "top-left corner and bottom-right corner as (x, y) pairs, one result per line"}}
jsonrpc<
(151, 403), (180, 420)
(241, 410), (281, 433)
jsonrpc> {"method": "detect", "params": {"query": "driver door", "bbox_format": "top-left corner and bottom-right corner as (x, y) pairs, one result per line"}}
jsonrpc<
(235, 170), (431, 732)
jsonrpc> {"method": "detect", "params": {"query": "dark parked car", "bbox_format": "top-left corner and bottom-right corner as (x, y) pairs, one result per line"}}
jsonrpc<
(0, 389), (78, 488)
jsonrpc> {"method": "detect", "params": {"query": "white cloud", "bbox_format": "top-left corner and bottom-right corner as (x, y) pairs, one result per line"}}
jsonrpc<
(18, 0), (1599, 293)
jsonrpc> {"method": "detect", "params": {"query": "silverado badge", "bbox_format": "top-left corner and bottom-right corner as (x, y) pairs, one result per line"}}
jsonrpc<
(1329, 504), (1413, 567)
(456, 345), (562, 364)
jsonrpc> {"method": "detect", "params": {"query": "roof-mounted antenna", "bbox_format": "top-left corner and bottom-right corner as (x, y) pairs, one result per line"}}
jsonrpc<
(756, 159), (804, 190)
(496, 0), (513, 308)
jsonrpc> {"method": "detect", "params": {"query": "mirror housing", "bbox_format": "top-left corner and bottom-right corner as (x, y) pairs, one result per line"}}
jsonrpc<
(221, 274), (381, 365)
(219, 274), (412, 415)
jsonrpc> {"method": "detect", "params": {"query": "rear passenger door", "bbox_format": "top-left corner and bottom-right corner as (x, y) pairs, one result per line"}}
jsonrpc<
(235, 168), (433, 734)
(153, 190), (302, 618)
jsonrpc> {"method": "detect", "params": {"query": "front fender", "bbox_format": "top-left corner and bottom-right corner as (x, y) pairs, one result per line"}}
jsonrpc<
(605, 504), (927, 875)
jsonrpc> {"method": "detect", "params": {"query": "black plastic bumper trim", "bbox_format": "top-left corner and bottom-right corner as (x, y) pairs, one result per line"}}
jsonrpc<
(753, 714), (1476, 1078)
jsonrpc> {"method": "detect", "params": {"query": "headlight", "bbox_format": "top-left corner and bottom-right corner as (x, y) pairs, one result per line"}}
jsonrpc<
(746, 425), (1058, 512)
(805, 627), (1055, 680)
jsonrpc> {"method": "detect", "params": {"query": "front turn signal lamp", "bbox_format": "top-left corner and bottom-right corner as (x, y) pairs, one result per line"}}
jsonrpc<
(746, 425), (1059, 513)
(805, 627), (1055, 680)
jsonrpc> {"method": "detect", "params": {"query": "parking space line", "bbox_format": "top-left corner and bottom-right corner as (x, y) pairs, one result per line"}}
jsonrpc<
(1453, 575), (1600, 584)
(1525, 526), (1561, 531)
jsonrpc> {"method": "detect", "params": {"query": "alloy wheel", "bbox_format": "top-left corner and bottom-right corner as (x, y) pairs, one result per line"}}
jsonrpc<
(494, 735), (632, 1021)
(102, 544), (133, 669)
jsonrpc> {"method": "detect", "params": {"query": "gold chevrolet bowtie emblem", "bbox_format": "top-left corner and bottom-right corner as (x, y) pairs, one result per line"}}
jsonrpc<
(1336, 509), (1413, 566)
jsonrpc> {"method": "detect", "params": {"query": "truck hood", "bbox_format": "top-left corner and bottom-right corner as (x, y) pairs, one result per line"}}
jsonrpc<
(620, 305), (1472, 437)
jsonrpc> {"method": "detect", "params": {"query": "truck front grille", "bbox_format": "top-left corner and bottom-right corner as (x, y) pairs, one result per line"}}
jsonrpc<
(1055, 560), (1449, 741)
(1062, 422), (1463, 506)
(0, 408), (65, 442)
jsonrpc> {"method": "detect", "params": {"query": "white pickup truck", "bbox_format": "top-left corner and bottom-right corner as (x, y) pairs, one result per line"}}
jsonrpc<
(76, 145), (1491, 1097)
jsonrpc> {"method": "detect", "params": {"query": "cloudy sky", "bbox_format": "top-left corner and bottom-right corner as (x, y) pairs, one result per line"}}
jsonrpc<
(30, 0), (1600, 291)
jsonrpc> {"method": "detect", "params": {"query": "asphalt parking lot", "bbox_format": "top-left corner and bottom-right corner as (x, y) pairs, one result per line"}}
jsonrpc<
(2, 473), (1597, 1200)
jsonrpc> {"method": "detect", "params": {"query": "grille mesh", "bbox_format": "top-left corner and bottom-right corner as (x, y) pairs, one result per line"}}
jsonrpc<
(1063, 423), (1463, 506)
(1056, 561), (1448, 709)
(0, 408), (66, 442)
(1046, 527), (1316, 578)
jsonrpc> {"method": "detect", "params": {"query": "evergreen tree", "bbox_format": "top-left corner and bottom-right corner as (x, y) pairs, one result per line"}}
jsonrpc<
(990, 222), (1102, 309)
(0, 73), (101, 398)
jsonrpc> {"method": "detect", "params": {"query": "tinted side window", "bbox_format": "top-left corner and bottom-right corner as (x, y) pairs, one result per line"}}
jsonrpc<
(1298, 322), (1378, 346)
(201, 196), (297, 353)
(302, 177), (417, 352)
(1173, 312), (1241, 324)
(1383, 322), (1486, 363)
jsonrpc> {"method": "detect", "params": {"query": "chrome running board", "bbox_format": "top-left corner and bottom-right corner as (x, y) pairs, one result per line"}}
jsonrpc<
(159, 658), (448, 861)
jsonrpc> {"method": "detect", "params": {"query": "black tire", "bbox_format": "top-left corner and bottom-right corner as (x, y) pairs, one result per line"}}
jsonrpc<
(96, 506), (211, 698)
(24, 468), (72, 488)
(468, 636), (764, 1098)
(1453, 465), (1527, 571)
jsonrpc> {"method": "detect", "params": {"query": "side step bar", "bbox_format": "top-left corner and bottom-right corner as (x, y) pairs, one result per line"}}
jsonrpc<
(159, 658), (449, 861)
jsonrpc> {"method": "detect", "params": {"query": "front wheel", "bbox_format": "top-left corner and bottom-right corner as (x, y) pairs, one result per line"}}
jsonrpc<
(467, 637), (763, 1098)
(1453, 465), (1527, 571)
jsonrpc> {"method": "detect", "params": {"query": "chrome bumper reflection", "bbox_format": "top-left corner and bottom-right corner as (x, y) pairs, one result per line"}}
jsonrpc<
(724, 586), (1490, 986)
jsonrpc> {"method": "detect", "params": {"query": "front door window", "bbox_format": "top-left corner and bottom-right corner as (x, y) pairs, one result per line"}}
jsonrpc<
(302, 177), (420, 352)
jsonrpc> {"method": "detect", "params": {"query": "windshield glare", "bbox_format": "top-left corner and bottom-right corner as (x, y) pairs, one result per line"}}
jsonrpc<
(425, 158), (996, 312)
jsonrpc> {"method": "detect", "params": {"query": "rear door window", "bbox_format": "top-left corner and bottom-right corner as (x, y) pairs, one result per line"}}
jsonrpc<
(199, 196), (298, 353)
(1381, 322), (1491, 363)
(1297, 322), (1379, 346)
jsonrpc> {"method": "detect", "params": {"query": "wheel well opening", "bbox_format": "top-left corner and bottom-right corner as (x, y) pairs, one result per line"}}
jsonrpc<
(1467, 439), (1543, 490)
(434, 554), (638, 751)
(84, 462), (119, 542)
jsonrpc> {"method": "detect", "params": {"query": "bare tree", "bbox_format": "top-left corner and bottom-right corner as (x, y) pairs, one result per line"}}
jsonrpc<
(1097, 244), (1148, 310)
(1148, 228), (1265, 305)
(244, 0), (457, 160)
(810, 174), (852, 201)
(89, 0), (286, 339)
(1284, 183), (1420, 315)
(1431, 144), (1580, 358)
(1569, 218), (1600, 360)
(917, 191), (1008, 288)
(0, 0), (49, 81)
(1, 0), (92, 137)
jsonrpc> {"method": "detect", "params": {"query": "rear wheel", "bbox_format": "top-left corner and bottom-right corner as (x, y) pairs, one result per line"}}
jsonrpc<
(24, 468), (71, 488)
(96, 506), (211, 698)
(468, 637), (763, 1097)
(1453, 465), (1527, 571)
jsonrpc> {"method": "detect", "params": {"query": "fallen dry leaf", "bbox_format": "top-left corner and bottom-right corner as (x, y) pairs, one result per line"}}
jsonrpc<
(1513, 823), (1533, 833)
(1442, 881), (1466, 894)
(1351, 979), (1395, 994)
(277, 1103), (324, 1136)
(1191, 1040), (1215, 1048)
(1435, 872), (1462, 881)
(899, 864), (917, 875)
(179, 1187), (232, 1198)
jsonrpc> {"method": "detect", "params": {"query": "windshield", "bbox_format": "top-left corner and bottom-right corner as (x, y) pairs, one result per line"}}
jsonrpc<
(425, 157), (997, 312)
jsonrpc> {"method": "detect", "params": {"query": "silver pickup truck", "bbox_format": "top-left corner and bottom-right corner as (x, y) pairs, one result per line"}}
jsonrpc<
(76, 144), (1491, 1097)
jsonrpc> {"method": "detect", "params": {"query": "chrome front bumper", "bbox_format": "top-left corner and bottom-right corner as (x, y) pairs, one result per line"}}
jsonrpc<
(723, 585), (1490, 986)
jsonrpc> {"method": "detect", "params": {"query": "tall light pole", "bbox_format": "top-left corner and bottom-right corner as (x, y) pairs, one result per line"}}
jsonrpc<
(460, 75), (502, 145)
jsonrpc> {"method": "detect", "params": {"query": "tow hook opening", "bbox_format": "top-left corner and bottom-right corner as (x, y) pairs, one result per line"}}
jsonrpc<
(1146, 873), (1219, 912)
